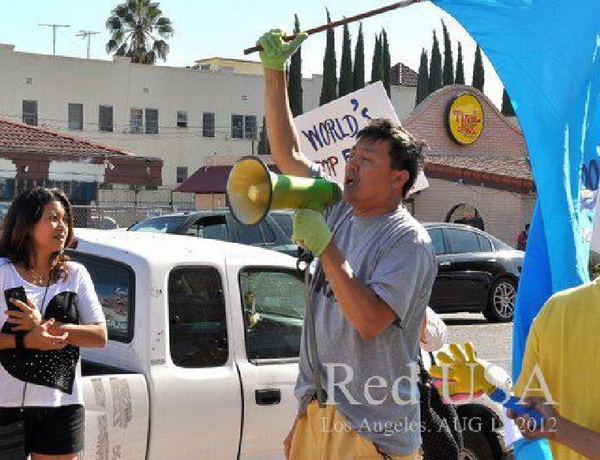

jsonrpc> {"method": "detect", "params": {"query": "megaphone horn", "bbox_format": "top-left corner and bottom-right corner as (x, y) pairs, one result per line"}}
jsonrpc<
(226, 156), (342, 225)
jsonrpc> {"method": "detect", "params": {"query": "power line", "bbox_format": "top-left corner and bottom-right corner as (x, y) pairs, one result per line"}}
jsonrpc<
(38, 24), (71, 56)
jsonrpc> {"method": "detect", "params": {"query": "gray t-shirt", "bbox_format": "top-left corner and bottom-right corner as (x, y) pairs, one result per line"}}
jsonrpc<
(295, 185), (436, 455)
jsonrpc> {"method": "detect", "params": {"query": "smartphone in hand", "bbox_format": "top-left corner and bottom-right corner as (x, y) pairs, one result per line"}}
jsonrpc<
(4, 286), (28, 312)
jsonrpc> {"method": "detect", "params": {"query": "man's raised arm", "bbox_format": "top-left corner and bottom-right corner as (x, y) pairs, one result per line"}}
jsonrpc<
(258, 29), (312, 177)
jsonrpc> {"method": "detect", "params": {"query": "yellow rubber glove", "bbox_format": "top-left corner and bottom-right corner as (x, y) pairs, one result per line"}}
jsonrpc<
(257, 29), (308, 71)
(292, 209), (332, 256)
(429, 342), (497, 396)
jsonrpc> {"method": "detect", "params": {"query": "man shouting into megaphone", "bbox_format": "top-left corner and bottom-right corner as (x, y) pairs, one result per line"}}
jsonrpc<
(258, 29), (436, 459)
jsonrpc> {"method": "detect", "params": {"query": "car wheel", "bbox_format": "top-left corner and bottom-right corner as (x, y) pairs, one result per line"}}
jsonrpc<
(461, 429), (495, 460)
(484, 277), (516, 322)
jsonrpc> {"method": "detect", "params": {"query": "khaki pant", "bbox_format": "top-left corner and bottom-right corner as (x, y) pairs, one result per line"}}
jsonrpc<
(289, 401), (422, 460)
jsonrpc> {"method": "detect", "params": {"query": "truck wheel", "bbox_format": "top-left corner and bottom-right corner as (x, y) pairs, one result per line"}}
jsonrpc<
(483, 277), (516, 322)
(461, 429), (495, 460)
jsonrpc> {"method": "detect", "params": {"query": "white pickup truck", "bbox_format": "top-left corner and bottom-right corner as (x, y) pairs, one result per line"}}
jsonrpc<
(71, 229), (511, 459)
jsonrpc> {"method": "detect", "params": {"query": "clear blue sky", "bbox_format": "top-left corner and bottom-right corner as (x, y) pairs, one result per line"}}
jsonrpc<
(2, 0), (503, 106)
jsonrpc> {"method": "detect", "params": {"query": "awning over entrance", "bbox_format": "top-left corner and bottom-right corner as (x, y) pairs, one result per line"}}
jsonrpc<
(176, 163), (281, 194)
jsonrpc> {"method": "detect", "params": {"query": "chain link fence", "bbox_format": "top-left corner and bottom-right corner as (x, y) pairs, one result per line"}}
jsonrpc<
(71, 203), (195, 229)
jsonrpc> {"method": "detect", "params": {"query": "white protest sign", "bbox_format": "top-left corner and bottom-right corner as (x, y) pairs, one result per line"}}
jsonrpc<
(293, 81), (428, 194)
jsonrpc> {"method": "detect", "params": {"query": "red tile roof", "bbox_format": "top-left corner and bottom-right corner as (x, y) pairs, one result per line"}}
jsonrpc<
(391, 63), (418, 87)
(426, 154), (534, 192)
(0, 117), (134, 157)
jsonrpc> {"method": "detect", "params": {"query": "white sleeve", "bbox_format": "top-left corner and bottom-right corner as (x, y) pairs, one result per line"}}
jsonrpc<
(75, 265), (106, 325)
(420, 307), (447, 352)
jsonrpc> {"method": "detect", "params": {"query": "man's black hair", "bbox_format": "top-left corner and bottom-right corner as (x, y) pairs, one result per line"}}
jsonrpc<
(356, 118), (425, 198)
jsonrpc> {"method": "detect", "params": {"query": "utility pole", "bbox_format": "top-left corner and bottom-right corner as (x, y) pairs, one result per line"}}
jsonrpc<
(76, 30), (100, 59)
(38, 23), (70, 56)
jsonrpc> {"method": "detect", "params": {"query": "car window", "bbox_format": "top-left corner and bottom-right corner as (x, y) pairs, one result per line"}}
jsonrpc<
(238, 224), (264, 245)
(168, 267), (228, 368)
(186, 216), (230, 242)
(260, 221), (276, 244)
(447, 228), (480, 254)
(427, 228), (446, 254)
(128, 215), (187, 233)
(477, 234), (493, 252)
(68, 252), (134, 343)
(239, 268), (304, 361)
(271, 213), (293, 240)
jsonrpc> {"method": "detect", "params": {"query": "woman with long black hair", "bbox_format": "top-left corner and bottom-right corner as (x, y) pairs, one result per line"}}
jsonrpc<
(0, 187), (106, 459)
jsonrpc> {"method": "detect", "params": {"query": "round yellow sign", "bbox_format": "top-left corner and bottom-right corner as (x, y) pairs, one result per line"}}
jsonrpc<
(447, 93), (484, 145)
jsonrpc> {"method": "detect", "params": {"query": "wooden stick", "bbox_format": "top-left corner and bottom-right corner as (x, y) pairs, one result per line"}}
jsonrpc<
(244, 0), (424, 55)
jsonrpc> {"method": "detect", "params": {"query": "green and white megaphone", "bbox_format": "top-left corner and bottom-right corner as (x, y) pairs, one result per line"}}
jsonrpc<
(226, 156), (342, 225)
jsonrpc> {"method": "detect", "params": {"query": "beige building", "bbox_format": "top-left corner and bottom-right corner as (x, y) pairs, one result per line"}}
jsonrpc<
(0, 44), (417, 196)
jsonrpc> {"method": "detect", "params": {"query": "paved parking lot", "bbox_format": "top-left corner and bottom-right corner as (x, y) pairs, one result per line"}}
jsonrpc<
(441, 313), (514, 376)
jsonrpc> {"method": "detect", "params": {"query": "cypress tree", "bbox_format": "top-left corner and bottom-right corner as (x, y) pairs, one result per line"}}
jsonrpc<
(352, 23), (365, 91)
(429, 31), (442, 93)
(257, 117), (271, 155)
(338, 23), (353, 97)
(288, 14), (303, 116)
(455, 42), (465, 84)
(501, 87), (516, 116)
(441, 21), (454, 86)
(416, 49), (429, 106)
(371, 35), (382, 84)
(320, 8), (338, 105)
(472, 44), (485, 92)
(381, 30), (391, 97)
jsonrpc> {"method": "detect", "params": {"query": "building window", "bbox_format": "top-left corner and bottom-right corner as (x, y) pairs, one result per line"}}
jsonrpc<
(130, 108), (143, 133)
(99, 105), (113, 132)
(203, 112), (215, 137)
(177, 167), (188, 183)
(176, 111), (188, 128)
(22, 100), (38, 126)
(231, 114), (243, 139)
(68, 103), (83, 130)
(244, 115), (257, 139)
(145, 108), (159, 134)
(231, 114), (257, 140)
(200, 64), (210, 70)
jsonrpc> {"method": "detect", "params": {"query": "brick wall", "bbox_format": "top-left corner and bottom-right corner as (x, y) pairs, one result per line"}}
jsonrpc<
(414, 177), (534, 247)
(404, 85), (526, 159)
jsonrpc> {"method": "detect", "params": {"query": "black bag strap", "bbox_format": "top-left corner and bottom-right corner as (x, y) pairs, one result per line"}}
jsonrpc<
(19, 279), (50, 417)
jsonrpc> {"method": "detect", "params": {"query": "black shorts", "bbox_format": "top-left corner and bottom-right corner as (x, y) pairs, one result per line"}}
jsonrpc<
(0, 404), (85, 455)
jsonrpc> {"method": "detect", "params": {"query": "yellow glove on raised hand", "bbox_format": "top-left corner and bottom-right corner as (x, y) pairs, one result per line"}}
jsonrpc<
(429, 342), (497, 396)
(257, 29), (308, 71)
(292, 209), (332, 256)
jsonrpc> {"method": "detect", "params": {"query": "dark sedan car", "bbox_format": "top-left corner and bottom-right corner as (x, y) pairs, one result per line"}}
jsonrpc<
(127, 210), (298, 257)
(424, 223), (524, 322)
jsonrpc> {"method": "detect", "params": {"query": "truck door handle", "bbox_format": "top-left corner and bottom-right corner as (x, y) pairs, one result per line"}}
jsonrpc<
(255, 388), (281, 405)
(439, 261), (451, 268)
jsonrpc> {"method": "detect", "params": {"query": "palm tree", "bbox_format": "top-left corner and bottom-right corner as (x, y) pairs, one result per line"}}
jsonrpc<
(106, 0), (174, 64)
